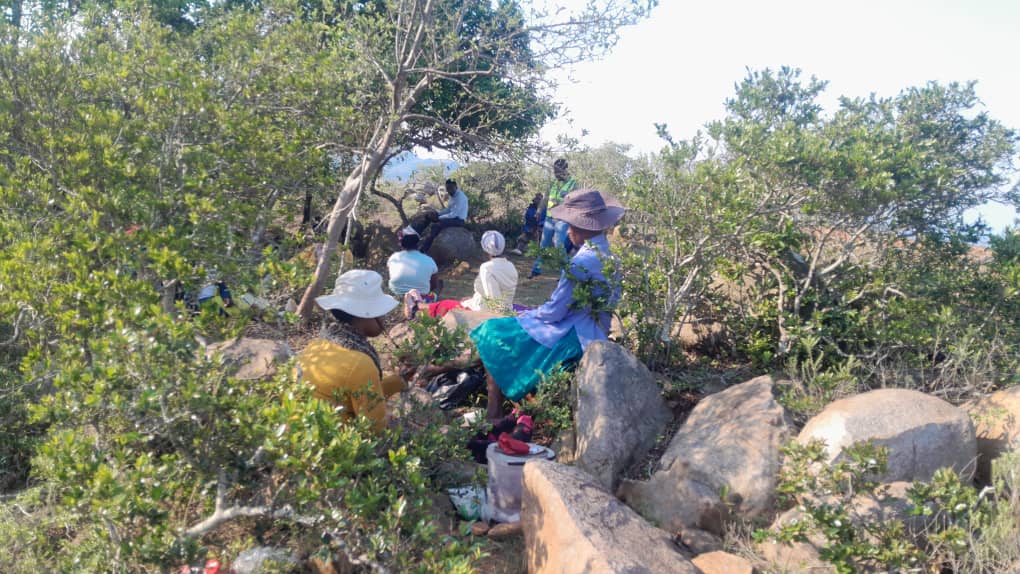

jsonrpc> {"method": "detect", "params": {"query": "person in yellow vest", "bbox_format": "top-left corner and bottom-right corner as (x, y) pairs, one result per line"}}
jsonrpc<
(295, 270), (405, 429)
(529, 158), (577, 278)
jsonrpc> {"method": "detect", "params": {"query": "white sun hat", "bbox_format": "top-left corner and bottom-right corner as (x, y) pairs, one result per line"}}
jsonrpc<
(315, 269), (398, 318)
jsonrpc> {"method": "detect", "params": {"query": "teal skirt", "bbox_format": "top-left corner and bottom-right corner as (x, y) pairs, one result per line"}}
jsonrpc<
(470, 317), (582, 401)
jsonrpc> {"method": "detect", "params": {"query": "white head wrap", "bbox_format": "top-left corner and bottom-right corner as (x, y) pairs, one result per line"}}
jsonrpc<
(480, 230), (506, 256)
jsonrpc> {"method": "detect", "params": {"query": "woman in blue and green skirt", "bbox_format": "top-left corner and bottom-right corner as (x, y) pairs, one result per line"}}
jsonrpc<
(471, 189), (625, 421)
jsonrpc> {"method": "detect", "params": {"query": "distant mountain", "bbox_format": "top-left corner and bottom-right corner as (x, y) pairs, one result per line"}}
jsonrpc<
(382, 151), (459, 182)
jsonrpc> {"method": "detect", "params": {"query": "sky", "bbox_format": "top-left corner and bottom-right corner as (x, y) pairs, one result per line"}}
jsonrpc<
(540, 0), (1020, 232)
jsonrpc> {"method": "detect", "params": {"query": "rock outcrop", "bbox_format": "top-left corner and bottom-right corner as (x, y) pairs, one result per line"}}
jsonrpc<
(963, 386), (1020, 485)
(428, 227), (482, 266)
(573, 341), (671, 491)
(206, 337), (291, 380)
(619, 376), (792, 534)
(798, 388), (977, 482)
(521, 459), (699, 574)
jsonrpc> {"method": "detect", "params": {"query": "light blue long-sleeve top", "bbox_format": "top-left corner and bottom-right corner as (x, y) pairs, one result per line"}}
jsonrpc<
(517, 233), (619, 350)
(437, 188), (469, 220)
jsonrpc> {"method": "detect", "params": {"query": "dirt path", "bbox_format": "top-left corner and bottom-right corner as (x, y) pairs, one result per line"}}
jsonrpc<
(438, 253), (560, 308)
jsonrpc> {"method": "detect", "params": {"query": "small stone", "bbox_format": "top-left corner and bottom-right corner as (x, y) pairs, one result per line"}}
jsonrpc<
(487, 521), (523, 539)
(678, 527), (723, 555)
(692, 551), (755, 574)
(471, 521), (491, 536)
(307, 556), (338, 574)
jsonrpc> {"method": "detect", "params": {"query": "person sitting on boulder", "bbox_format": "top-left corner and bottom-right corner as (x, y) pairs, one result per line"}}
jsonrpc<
(509, 193), (545, 256)
(420, 179), (469, 253)
(294, 270), (406, 430)
(405, 230), (518, 319)
(471, 190), (624, 422)
(387, 225), (440, 301)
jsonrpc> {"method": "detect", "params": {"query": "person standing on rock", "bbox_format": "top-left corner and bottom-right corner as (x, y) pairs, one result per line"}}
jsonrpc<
(294, 270), (406, 430)
(472, 190), (624, 421)
(420, 178), (469, 254)
(529, 158), (577, 278)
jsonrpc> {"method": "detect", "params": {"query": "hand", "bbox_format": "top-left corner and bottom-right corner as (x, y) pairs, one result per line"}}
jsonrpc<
(398, 361), (417, 382)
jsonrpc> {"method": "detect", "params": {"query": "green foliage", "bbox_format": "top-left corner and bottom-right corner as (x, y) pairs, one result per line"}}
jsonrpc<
(396, 314), (473, 368)
(524, 369), (575, 440)
(0, 343), (479, 570)
(778, 335), (860, 419)
(759, 440), (925, 573)
(595, 67), (1020, 406)
(761, 441), (1020, 574)
(0, 3), (495, 570)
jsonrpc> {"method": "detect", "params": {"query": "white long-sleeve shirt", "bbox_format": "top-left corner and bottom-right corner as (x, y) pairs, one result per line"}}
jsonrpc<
(437, 188), (469, 221)
(462, 257), (518, 313)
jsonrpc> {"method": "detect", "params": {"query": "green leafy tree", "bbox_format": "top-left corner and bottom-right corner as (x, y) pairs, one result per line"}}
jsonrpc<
(0, 2), (483, 570)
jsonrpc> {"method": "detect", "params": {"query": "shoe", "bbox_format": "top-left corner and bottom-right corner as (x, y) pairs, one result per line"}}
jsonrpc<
(508, 248), (523, 256)
(403, 289), (422, 320)
(527, 270), (540, 279)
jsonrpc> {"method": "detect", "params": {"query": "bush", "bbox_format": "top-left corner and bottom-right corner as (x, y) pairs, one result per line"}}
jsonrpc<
(758, 440), (1020, 574)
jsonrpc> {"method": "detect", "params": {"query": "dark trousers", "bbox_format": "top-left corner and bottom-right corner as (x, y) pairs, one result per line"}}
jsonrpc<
(421, 218), (465, 253)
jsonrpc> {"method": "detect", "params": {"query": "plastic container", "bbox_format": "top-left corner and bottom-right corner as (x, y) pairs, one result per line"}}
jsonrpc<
(485, 442), (555, 523)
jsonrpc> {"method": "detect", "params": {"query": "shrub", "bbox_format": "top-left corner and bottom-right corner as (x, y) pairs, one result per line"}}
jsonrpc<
(758, 440), (1020, 574)
(0, 312), (480, 572)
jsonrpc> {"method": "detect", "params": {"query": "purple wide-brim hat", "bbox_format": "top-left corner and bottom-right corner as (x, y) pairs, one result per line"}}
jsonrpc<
(548, 189), (625, 231)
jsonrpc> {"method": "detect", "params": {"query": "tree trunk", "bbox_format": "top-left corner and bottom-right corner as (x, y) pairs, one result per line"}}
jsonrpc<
(10, 0), (23, 30)
(296, 154), (385, 321)
(301, 188), (313, 229)
(371, 186), (408, 225)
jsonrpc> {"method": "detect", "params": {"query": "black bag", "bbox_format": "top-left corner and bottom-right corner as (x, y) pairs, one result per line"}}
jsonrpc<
(425, 368), (485, 410)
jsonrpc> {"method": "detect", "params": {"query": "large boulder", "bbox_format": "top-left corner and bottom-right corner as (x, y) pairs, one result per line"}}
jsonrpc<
(206, 338), (291, 380)
(619, 376), (792, 534)
(672, 319), (727, 355)
(798, 389), (977, 482)
(521, 459), (700, 574)
(428, 226), (482, 266)
(573, 341), (672, 491)
(963, 386), (1020, 485)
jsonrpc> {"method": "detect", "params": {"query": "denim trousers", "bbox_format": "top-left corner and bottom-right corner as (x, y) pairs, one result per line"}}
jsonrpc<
(531, 217), (571, 275)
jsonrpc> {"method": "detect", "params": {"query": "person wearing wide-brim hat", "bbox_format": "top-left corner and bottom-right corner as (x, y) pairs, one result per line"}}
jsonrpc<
(294, 269), (405, 429)
(470, 189), (625, 421)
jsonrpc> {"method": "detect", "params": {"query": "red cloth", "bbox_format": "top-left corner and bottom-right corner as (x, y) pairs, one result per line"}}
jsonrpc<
(426, 299), (464, 318)
(497, 432), (530, 455)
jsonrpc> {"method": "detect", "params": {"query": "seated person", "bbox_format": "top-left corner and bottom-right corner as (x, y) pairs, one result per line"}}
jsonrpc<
(509, 193), (545, 255)
(420, 179), (469, 253)
(196, 280), (232, 308)
(294, 269), (406, 430)
(387, 226), (440, 301)
(405, 230), (518, 319)
(182, 272), (234, 315)
(470, 190), (624, 421)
